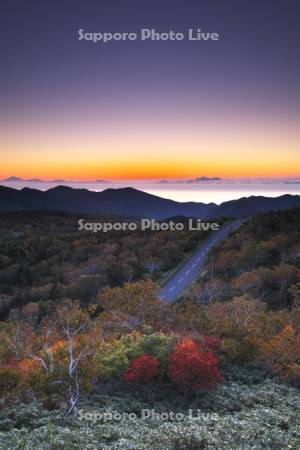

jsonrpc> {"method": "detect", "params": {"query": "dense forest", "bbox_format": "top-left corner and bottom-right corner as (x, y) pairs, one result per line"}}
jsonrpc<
(184, 208), (300, 309)
(0, 209), (299, 449)
(0, 212), (210, 318)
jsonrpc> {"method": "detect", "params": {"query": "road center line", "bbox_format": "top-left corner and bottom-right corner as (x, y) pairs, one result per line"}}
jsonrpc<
(169, 286), (175, 292)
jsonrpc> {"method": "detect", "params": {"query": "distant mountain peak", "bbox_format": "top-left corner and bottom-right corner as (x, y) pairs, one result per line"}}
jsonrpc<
(3, 176), (23, 182)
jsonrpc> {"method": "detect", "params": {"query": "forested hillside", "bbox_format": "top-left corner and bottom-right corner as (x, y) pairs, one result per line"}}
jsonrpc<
(0, 209), (299, 449)
(184, 208), (300, 309)
(0, 212), (208, 318)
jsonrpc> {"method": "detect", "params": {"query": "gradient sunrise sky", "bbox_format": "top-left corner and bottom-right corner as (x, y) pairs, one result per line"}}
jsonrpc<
(0, 0), (299, 180)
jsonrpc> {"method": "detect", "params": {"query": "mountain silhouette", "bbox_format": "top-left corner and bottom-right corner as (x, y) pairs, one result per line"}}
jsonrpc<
(2, 176), (64, 183)
(0, 185), (299, 219)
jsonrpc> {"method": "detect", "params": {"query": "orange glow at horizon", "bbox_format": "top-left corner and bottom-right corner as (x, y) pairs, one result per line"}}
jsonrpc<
(1, 157), (299, 181)
(0, 113), (299, 181)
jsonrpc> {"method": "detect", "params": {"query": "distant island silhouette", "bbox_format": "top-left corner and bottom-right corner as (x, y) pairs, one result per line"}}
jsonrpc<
(158, 177), (222, 184)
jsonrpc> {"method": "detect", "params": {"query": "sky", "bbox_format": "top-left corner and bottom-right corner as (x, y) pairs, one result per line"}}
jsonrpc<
(0, 0), (299, 180)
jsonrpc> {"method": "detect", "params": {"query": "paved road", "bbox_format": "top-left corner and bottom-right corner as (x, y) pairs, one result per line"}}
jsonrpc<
(159, 220), (244, 303)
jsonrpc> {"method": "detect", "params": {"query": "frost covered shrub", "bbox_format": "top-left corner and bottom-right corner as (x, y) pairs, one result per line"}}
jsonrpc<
(171, 434), (208, 450)
(1, 376), (300, 450)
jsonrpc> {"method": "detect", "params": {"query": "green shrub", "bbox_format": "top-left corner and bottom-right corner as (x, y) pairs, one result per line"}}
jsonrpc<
(95, 332), (176, 380)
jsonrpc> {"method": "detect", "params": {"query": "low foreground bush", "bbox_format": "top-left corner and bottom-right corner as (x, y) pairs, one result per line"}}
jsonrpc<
(0, 371), (299, 450)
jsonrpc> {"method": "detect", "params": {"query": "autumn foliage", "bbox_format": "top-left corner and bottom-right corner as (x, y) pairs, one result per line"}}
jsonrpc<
(259, 324), (300, 386)
(124, 355), (159, 383)
(168, 338), (222, 391)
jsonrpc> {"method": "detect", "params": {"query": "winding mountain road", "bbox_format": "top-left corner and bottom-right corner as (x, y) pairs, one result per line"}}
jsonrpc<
(159, 220), (244, 303)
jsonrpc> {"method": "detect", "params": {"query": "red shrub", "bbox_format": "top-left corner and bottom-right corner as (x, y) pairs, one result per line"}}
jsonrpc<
(168, 338), (222, 391)
(124, 355), (159, 383)
(202, 336), (222, 353)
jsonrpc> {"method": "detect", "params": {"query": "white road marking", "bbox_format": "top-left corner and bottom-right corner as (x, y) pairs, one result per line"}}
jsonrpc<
(192, 263), (196, 268)
(185, 269), (190, 275)
(169, 286), (175, 292)
(197, 257), (200, 262)
(178, 277), (183, 283)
